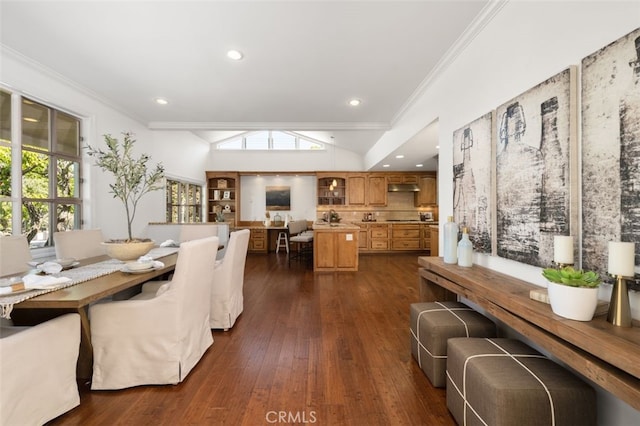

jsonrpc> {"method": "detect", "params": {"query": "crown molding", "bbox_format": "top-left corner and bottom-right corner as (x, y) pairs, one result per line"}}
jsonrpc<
(1, 44), (147, 124)
(147, 121), (391, 131)
(389, 0), (508, 126)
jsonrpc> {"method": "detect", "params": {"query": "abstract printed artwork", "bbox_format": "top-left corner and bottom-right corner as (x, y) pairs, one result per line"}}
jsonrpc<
(582, 27), (640, 281)
(453, 112), (493, 254)
(266, 186), (291, 210)
(495, 67), (576, 267)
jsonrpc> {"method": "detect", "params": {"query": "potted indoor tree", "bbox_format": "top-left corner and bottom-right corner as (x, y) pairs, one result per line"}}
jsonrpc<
(86, 132), (165, 260)
(542, 266), (602, 321)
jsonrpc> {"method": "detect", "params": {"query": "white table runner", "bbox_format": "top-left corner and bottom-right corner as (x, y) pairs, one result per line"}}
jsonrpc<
(0, 247), (179, 319)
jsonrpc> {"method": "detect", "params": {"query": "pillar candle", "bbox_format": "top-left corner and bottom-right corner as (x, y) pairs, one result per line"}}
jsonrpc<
(553, 236), (574, 265)
(608, 242), (635, 277)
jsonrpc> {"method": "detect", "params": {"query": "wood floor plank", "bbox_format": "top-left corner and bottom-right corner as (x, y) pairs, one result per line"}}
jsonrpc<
(49, 252), (453, 425)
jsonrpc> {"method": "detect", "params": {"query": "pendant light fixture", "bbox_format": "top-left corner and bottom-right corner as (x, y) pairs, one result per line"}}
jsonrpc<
(330, 136), (337, 189)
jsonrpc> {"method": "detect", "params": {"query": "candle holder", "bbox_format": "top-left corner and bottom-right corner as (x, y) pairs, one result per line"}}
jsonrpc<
(552, 261), (573, 269)
(607, 274), (632, 327)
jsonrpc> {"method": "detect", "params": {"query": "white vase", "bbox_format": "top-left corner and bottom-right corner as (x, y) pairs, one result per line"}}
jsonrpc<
(547, 281), (599, 321)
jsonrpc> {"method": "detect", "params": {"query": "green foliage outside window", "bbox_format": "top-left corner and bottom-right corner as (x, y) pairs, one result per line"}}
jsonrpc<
(0, 91), (81, 244)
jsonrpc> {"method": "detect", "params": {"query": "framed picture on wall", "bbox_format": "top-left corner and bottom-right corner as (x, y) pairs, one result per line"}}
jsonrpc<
(266, 186), (291, 210)
(452, 111), (494, 254)
(581, 27), (640, 284)
(495, 66), (577, 268)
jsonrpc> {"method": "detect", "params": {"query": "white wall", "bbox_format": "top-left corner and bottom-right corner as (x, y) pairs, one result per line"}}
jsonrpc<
(375, 1), (640, 423)
(1, 48), (210, 240)
(207, 142), (364, 171)
(240, 175), (317, 222)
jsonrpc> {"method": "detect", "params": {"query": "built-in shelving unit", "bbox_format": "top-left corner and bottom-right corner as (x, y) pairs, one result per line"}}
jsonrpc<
(317, 175), (346, 206)
(206, 172), (239, 226)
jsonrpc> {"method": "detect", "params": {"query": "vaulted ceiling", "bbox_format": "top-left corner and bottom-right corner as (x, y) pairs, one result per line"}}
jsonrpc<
(1, 0), (492, 170)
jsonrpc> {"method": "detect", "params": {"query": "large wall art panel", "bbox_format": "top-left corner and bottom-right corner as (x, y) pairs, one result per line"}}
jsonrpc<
(582, 27), (640, 282)
(495, 67), (577, 267)
(453, 111), (494, 254)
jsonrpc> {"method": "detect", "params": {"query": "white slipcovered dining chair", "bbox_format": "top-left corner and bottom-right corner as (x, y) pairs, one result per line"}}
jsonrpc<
(53, 228), (106, 260)
(0, 235), (32, 276)
(179, 224), (220, 242)
(179, 224), (228, 259)
(89, 236), (219, 390)
(210, 229), (250, 330)
(0, 313), (80, 425)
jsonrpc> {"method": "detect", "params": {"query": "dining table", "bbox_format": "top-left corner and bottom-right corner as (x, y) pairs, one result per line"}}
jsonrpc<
(2, 248), (179, 379)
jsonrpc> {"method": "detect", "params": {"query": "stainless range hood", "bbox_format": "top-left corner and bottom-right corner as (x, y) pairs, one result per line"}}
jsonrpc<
(387, 184), (420, 192)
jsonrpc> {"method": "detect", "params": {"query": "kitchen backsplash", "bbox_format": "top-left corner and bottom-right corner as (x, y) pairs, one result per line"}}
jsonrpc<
(315, 192), (438, 223)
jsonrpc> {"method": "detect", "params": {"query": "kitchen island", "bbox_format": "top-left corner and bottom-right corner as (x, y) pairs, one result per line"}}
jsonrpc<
(313, 223), (360, 272)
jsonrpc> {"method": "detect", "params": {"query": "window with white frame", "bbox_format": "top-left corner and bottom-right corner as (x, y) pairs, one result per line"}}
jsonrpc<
(0, 89), (82, 249)
(216, 130), (324, 150)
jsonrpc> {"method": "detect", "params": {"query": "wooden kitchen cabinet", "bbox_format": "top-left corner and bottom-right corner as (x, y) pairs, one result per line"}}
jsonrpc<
(367, 174), (387, 206)
(346, 173), (387, 207)
(415, 174), (437, 206)
(347, 174), (366, 206)
(248, 228), (267, 253)
(429, 226), (439, 256)
(391, 224), (421, 250)
(357, 223), (368, 249)
(317, 173), (347, 206)
(314, 227), (359, 272)
(388, 174), (418, 184)
(421, 224), (431, 253)
(369, 223), (389, 250)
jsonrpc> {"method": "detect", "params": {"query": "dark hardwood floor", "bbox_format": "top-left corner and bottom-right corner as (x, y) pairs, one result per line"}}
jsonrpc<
(50, 252), (454, 425)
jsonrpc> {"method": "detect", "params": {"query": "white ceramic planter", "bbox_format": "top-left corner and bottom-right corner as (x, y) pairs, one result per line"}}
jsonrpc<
(102, 241), (155, 261)
(547, 281), (600, 321)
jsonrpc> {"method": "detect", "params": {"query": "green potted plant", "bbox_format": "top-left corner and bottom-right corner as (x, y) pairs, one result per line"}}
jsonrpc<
(86, 132), (164, 260)
(541, 266), (602, 321)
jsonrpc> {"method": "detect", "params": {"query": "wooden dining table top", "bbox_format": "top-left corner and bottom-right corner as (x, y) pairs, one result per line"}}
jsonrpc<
(13, 252), (178, 310)
(8, 250), (179, 379)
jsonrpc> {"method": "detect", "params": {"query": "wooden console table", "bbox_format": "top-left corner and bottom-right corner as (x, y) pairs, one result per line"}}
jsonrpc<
(418, 256), (640, 411)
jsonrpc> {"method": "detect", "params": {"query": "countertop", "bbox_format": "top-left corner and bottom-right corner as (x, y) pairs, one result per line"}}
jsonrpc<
(312, 223), (361, 231)
(357, 221), (438, 225)
(237, 221), (438, 230)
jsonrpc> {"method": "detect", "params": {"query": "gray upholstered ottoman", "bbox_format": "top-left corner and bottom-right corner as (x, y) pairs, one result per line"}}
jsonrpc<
(410, 301), (496, 387)
(446, 337), (596, 426)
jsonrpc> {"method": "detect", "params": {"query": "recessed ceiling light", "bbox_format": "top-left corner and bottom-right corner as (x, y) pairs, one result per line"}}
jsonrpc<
(416, 164), (423, 168)
(382, 164), (390, 168)
(155, 98), (169, 105)
(395, 154), (404, 159)
(436, 145), (440, 149)
(227, 50), (243, 60)
(348, 99), (361, 107)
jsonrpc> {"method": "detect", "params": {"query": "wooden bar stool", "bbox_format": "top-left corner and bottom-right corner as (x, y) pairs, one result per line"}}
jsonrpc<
(275, 231), (289, 253)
